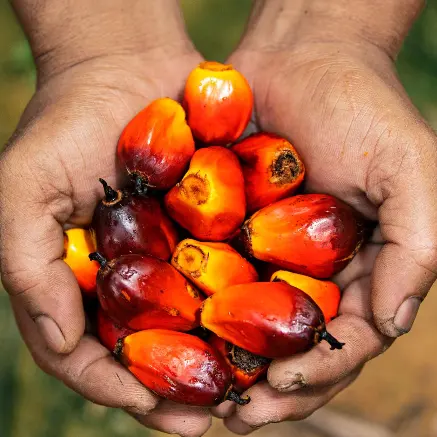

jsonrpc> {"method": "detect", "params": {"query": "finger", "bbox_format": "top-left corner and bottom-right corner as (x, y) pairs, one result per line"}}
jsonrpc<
(0, 150), (84, 353)
(12, 301), (159, 414)
(333, 243), (381, 290)
(372, 243), (435, 337)
(268, 278), (388, 392)
(338, 276), (373, 320)
(131, 401), (212, 437)
(366, 127), (437, 337)
(224, 414), (254, 435)
(225, 372), (360, 433)
(211, 400), (236, 419)
(267, 312), (390, 393)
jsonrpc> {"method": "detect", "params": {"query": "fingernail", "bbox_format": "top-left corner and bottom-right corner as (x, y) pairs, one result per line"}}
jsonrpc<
(394, 297), (422, 335)
(35, 315), (66, 353)
(273, 372), (307, 392)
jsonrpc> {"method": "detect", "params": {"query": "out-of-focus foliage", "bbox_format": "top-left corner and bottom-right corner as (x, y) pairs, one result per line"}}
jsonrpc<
(397, 1), (437, 125)
(0, 1), (436, 437)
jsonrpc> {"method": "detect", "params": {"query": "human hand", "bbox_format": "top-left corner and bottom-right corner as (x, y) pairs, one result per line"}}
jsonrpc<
(0, 1), (214, 435)
(215, 0), (437, 433)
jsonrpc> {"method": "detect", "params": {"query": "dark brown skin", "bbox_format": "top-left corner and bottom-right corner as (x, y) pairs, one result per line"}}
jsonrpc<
(115, 329), (250, 406)
(92, 179), (178, 261)
(91, 253), (204, 331)
(201, 282), (344, 359)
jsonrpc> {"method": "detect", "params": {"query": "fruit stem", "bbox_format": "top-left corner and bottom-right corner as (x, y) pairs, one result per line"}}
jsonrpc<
(318, 330), (345, 350)
(226, 390), (251, 406)
(89, 252), (108, 268)
(132, 174), (148, 196)
(99, 178), (118, 202)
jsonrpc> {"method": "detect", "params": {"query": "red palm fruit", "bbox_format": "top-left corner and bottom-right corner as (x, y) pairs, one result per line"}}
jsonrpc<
(92, 179), (178, 261)
(117, 98), (195, 191)
(232, 132), (305, 212)
(63, 228), (99, 294)
(115, 330), (250, 406)
(165, 146), (246, 241)
(90, 252), (203, 331)
(183, 61), (253, 145)
(271, 271), (340, 323)
(209, 334), (270, 394)
(241, 194), (366, 278)
(200, 282), (344, 359)
(171, 239), (258, 296)
(97, 307), (135, 351)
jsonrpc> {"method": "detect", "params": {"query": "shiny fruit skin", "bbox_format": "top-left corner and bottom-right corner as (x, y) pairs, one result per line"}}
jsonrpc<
(200, 282), (324, 359)
(165, 146), (246, 241)
(63, 228), (99, 294)
(171, 239), (258, 296)
(116, 330), (232, 406)
(183, 61), (253, 145)
(96, 254), (203, 331)
(97, 307), (135, 351)
(232, 132), (305, 212)
(117, 98), (195, 190)
(271, 271), (340, 322)
(242, 194), (365, 278)
(209, 334), (270, 393)
(92, 185), (178, 261)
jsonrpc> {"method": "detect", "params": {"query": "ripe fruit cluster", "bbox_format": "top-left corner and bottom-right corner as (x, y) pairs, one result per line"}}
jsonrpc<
(63, 61), (368, 407)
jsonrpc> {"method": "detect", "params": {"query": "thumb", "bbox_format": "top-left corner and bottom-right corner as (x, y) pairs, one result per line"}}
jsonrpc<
(0, 146), (85, 354)
(368, 121), (437, 337)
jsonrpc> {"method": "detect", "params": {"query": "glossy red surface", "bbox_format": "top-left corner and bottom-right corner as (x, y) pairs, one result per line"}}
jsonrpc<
(243, 194), (365, 278)
(92, 187), (178, 261)
(96, 254), (203, 331)
(119, 330), (232, 406)
(96, 306), (135, 351)
(117, 98), (195, 189)
(201, 281), (324, 359)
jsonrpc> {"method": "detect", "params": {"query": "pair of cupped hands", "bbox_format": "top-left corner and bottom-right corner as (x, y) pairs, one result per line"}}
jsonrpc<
(1, 10), (437, 437)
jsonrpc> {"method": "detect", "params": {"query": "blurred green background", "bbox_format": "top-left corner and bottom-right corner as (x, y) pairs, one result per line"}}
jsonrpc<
(1, 1), (437, 437)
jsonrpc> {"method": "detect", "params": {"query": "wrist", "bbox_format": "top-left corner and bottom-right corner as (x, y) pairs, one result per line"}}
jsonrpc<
(241, 0), (424, 58)
(12, 0), (195, 80)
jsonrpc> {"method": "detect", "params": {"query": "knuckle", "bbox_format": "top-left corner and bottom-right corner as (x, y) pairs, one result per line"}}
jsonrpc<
(0, 267), (40, 299)
(29, 346), (57, 377)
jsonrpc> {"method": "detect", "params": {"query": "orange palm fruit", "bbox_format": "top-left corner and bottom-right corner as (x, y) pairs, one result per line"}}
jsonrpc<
(90, 252), (203, 331)
(209, 334), (270, 394)
(183, 61), (253, 145)
(165, 146), (246, 241)
(171, 239), (258, 296)
(63, 228), (99, 294)
(97, 307), (135, 351)
(232, 132), (305, 212)
(117, 98), (195, 191)
(201, 282), (344, 359)
(271, 271), (340, 322)
(241, 194), (366, 278)
(115, 330), (250, 406)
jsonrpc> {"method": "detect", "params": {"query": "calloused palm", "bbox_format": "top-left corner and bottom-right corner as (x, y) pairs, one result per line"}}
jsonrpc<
(0, 50), (219, 436)
(212, 41), (437, 433)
